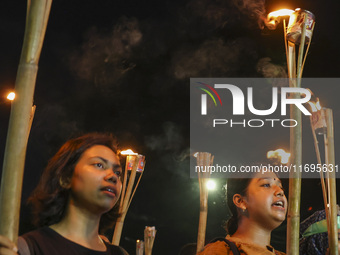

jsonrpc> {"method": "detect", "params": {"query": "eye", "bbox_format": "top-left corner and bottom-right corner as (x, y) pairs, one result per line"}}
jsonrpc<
(93, 162), (104, 169)
(261, 183), (271, 188)
(114, 170), (122, 177)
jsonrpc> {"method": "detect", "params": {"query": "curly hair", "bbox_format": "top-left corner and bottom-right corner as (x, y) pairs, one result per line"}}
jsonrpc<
(28, 132), (121, 233)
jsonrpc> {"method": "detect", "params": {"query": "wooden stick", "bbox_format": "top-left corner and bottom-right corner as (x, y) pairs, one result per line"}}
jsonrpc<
(0, 0), (52, 244)
(324, 109), (338, 255)
(119, 155), (132, 209)
(283, 19), (288, 73)
(112, 155), (143, 245)
(286, 22), (307, 255)
(196, 152), (213, 253)
(126, 164), (145, 211)
(309, 116), (329, 225)
(287, 42), (296, 80)
(300, 22), (315, 77)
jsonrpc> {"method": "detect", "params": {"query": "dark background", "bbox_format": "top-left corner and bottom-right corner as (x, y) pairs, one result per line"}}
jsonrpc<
(0, 0), (340, 254)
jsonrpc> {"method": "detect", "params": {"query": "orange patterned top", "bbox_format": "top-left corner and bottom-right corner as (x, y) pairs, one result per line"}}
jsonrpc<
(198, 236), (286, 255)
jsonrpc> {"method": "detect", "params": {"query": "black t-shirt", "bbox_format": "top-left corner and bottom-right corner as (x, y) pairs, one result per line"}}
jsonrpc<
(20, 227), (127, 255)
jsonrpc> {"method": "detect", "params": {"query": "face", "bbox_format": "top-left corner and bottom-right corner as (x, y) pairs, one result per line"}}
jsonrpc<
(68, 145), (122, 214)
(242, 171), (287, 230)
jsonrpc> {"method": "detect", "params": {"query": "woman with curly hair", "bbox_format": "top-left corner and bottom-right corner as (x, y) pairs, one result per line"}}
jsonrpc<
(0, 133), (128, 255)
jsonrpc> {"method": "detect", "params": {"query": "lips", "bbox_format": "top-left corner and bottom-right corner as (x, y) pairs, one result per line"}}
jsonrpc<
(272, 199), (285, 210)
(100, 185), (117, 197)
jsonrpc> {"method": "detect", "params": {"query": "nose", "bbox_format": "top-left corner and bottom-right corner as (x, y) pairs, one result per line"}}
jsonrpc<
(274, 185), (284, 197)
(104, 169), (118, 184)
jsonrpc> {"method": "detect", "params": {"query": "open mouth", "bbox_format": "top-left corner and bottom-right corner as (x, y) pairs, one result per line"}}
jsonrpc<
(272, 200), (285, 209)
(101, 186), (116, 196)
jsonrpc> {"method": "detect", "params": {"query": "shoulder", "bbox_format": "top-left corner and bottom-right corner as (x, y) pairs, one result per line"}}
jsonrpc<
(21, 227), (67, 254)
(18, 236), (31, 255)
(20, 227), (50, 244)
(197, 240), (235, 255)
(104, 241), (130, 255)
(21, 226), (55, 239)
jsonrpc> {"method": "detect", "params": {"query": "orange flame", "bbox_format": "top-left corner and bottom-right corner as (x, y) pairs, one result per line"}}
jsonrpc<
(267, 149), (291, 164)
(268, 9), (294, 19)
(120, 149), (138, 155)
(266, 9), (294, 29)
(7, 92), (15, 101)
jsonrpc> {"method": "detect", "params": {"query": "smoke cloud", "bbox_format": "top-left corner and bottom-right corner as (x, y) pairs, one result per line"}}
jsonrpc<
(173, 37), (258, 79)
(145, 122), (183, 152)
(69, 17), (142, 88)
(232, 0), (266, 28)
(257, 57), (287, 78)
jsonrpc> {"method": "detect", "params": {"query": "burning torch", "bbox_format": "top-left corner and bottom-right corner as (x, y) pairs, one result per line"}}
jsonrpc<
(266, 8), (316, 254)
(267, 148), (291, 165)
(308, 97), (338, 255)
(112, 149), (145, 245)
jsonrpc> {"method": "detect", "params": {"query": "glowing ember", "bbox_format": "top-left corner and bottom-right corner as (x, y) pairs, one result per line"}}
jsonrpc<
(267, 149), (291, 164)
(266, 9), (294, 29)
(120, 149), (138, 155)
(7, 92), (15, 101)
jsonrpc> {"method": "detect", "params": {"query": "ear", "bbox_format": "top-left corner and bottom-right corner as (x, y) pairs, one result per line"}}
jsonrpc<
(59, 177), (71, 189)
(233, 193), (247, 211)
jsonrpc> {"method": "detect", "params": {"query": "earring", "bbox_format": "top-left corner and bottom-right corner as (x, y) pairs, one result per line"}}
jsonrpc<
(242, 208), (247, 214)
(59, 177), (70, 189)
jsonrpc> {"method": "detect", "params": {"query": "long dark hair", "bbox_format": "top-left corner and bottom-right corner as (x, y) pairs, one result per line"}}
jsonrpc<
(224, 178), (252, 235)
(28, 132), (121, 233)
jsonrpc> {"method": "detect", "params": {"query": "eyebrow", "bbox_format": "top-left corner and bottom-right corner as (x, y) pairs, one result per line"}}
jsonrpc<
(257, 177), (282, 185)
(92, 156), (122, 169)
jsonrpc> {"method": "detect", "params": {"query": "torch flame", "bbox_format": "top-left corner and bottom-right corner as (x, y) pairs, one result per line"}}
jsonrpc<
(7, 92), (15, 101)
(267, 149), (291, 164)
(266, 9), (294, 30)
(120, 149), (138, 155)
(268, 9), (294, 19)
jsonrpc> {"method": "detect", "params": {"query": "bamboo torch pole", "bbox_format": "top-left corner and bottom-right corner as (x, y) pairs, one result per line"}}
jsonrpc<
(0, 0), (52, 243)
(323, 108), (338, 255)
(311, 117), (329, 220)
(112, 153), (145, 245)
(309, 103), (330, 238)
(195, 152), (214, 253)
(144, 226), (156, 255)
(286, 22), (306, 255)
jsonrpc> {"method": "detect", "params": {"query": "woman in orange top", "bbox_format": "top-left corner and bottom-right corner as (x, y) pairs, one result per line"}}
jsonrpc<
(198, 171), (287, 255)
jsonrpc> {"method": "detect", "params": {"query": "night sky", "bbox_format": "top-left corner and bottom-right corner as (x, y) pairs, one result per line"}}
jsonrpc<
(1, 0), (340, 254)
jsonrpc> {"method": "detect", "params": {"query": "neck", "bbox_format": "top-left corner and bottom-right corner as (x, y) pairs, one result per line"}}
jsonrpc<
(50, 201), (105, 250)
(231, 218), (272, 247)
